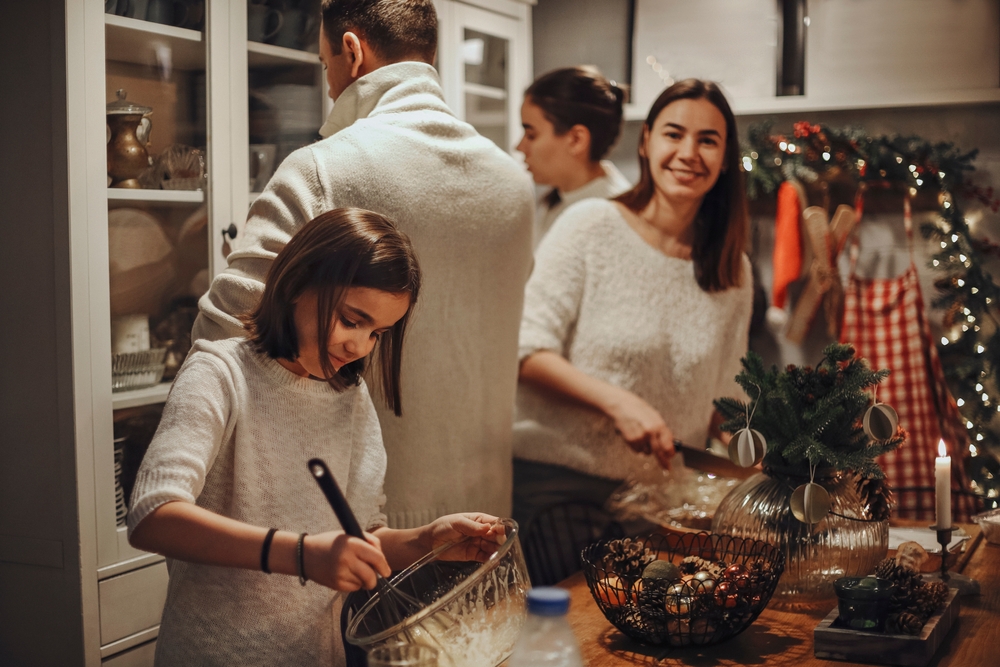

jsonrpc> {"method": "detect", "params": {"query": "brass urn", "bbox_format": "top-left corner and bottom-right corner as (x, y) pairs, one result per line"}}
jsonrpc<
(107, 89), (153, 188)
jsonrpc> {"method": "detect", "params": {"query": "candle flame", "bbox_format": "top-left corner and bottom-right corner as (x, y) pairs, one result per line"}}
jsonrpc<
(938, 439), (947, 457)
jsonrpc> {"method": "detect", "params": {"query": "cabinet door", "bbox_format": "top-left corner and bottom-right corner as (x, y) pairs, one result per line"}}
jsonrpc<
(232, 0), (328, 229)
(101, 3), (215, 569)
(440, 1), (528, 154)
(806, 0), (1000, 100)
(631, 0), (779, 113)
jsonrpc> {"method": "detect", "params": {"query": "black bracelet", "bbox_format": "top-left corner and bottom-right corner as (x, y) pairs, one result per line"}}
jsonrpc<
(260, 528), (278, 574)
(297, 532), (309, 586)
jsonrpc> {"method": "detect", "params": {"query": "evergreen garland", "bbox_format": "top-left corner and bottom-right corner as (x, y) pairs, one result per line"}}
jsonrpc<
(741, 121), (1000, 504)
(714, 343), (904, 483)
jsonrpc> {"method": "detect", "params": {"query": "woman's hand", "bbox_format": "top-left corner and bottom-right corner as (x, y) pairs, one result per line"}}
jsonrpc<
(605, 388), (676, 469)
(303, 530), (391, 592)
(423, 513), (504, 563)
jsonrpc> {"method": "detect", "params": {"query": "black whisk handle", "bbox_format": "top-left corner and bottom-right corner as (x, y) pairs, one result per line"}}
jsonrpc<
(308, 458), (364, 539)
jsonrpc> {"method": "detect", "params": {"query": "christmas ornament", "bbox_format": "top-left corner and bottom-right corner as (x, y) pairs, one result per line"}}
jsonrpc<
(643, 560), (681, 582)
(790, 464), (831, 523)
(864, 403), (899, 441)
(691, 570), (717, 594)
(728, 384), (767, 467)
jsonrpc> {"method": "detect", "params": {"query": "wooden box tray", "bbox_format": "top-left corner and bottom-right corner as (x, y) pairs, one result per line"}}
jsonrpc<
(814, 589), (959, 666)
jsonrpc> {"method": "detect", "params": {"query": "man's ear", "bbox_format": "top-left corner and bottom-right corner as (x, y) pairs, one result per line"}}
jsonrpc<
(342, 31), (365, 78)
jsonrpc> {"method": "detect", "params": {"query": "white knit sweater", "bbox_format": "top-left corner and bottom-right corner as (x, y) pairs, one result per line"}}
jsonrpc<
(128, 338), (386, 667)
(193, 62), (535, 528)
(534, 160), (631, 247)
(514, 199), (753, 481)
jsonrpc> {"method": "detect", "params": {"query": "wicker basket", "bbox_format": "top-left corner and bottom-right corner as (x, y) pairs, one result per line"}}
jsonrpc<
(581, 532), (784, 647)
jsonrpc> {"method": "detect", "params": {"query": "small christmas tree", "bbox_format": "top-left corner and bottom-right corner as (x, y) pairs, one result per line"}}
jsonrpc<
(715, 343), (904, 520)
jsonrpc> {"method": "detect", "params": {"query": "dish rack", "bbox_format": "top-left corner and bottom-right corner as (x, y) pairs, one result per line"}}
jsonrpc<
(112, 348), (166, 392)
(114, 436), (128, 527)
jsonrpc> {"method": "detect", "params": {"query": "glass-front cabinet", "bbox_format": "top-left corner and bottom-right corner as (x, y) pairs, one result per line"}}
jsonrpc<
(56, 1), (529, 664)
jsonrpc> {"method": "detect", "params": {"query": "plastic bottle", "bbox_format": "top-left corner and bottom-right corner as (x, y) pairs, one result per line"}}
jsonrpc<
(508, 587), (584, 667)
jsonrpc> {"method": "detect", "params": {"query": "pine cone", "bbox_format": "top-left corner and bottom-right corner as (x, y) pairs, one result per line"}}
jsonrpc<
(636, 579), (669, 622)
(913, 581), (949, 619)
(873, 558), (923, 613)
(886, 611), (924, 635)
(601, 538), (655, 580)
(857, 477), (894, 522)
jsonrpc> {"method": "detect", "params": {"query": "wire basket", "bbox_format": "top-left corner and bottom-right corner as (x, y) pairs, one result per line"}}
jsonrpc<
(581, 532), (784, 647)
(112, 348), (166, 392)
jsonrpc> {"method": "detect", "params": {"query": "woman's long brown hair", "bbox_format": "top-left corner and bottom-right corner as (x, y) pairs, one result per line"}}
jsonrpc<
(615, 79), (748, 292)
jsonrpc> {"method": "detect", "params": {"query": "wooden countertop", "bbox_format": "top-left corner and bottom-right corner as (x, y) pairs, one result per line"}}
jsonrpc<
(557, 526), (997, 666)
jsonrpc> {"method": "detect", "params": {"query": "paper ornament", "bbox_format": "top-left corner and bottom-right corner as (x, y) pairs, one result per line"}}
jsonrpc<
(790, 482), (831, 524)
(728, 428), (767, 467)
(864, 403), (899, 441)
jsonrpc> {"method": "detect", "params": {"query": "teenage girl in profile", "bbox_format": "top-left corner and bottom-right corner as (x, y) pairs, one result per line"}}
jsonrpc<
(516, 65), (631, 246)
(128, 208), (501, 667)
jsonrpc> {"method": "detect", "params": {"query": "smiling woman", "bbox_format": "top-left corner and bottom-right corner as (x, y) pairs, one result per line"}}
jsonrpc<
(512, 79), (754, 534)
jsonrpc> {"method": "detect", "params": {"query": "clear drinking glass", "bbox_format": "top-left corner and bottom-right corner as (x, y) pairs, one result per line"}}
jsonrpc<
(367, 644), (439, 667)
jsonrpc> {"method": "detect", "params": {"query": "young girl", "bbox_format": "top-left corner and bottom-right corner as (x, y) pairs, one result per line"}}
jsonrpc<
(128, 208), (501, 667)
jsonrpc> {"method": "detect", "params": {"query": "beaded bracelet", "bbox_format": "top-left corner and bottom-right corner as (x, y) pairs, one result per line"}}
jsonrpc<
(297, 533), (309, 586)
(260, 528), (278, 574)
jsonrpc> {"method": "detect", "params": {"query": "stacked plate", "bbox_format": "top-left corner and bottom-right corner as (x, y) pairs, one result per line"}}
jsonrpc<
(112, 348), (167, 392)
(114, 436), (128, 527)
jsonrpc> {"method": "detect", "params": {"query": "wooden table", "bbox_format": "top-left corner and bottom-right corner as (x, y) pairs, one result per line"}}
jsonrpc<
(558, 527), (998, 666)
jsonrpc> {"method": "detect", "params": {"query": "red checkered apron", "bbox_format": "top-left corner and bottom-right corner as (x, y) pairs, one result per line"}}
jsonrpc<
(840, 196), (976, 522)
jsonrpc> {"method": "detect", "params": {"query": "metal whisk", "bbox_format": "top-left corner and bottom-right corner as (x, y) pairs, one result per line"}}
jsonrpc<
(307, 459), (427, 636)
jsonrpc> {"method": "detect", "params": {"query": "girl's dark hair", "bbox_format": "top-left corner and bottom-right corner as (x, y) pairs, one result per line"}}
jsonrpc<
(244, 208), (421, 416)
(616, 78), (748, 293)
(525, 66), (626, 162)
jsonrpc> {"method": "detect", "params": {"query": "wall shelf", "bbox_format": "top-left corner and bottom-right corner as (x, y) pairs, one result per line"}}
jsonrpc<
(624, 88), (1000, 121)
(248, 41), (320, 68)
(105, 14), (204, 71)
(108, 189), (204, 205)
(112, 381), (172, 410)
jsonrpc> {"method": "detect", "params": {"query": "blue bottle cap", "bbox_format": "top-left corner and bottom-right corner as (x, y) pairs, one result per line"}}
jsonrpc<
(526, 587), (570, 616)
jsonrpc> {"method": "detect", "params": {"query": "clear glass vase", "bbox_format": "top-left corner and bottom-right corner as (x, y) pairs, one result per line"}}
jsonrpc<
(711, 468), (888, 609)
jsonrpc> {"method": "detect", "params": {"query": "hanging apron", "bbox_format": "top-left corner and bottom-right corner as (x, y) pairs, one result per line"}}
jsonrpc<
(840, 196), (976, 522)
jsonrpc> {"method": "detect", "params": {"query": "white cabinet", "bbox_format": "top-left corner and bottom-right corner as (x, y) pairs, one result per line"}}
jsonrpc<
(437, 0), (533, 154)
(0, 2), (530, 666)
(627, 0), (1000, 118)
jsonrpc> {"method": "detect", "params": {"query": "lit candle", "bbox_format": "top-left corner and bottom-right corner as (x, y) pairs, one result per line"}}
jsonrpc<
(935, 439), (952, 529)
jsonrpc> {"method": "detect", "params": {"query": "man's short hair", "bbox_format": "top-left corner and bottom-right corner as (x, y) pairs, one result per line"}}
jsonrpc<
(322, 0), (437, 64)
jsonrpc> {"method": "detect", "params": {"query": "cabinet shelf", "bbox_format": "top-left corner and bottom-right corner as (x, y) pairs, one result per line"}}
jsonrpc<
(105, 14), (204, 71)
(112, 381), (172, 410)
(248, 41), (321, 68)
(623, 87), (1000, 121)
(108, 189), (204, 205)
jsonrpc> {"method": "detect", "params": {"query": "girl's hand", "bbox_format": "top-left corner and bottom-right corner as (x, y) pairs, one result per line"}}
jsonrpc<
(605, 388), (676, 470)
(423, 513), (504, 563)
(303, 530), (391, 592)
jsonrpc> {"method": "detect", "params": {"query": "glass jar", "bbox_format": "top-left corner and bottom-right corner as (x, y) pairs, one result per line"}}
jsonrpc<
(711, 467), (888, 608)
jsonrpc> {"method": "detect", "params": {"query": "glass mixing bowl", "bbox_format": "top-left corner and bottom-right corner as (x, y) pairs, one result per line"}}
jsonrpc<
(345, 518), (530, 667)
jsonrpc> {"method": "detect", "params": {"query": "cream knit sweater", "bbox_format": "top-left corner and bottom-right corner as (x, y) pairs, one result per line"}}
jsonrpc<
(514, 199), (753, 481)
(534, 160), (631, 247)
(193, 62), (535, 528)
(128, 338), (386, 667)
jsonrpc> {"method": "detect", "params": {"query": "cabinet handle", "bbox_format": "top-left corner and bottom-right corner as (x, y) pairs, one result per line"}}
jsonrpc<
(222, 223), (238, 241)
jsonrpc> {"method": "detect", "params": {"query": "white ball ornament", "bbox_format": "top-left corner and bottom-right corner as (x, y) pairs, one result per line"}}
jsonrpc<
(790, 482), (831, 524)
(728, 428), (767, 468)
(864, 403), (899, 441)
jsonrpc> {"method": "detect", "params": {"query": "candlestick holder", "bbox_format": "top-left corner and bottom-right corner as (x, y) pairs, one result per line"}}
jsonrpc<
(924, 524), (980, 596)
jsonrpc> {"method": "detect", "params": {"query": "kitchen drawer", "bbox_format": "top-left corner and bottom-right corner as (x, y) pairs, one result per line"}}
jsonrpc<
(99, 562), (168, 645)
(102, 640), (156, 667)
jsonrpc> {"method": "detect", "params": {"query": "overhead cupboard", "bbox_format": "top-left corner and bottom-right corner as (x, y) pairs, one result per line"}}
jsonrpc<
(627, 0), (1000, 118)
(6, 1), (532, 666)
